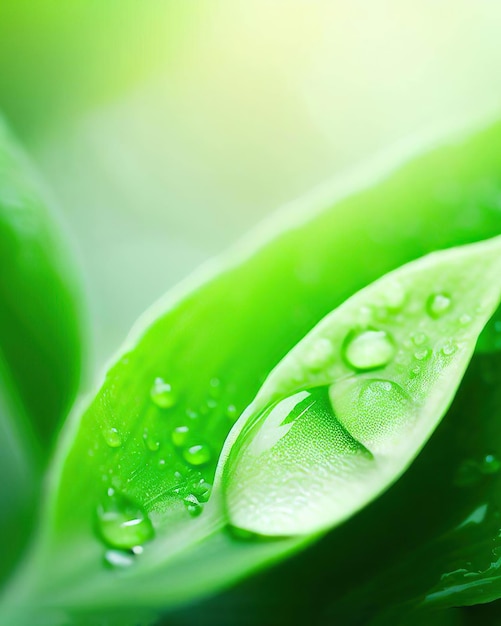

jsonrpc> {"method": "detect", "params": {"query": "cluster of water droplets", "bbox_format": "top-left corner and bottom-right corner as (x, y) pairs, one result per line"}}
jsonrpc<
(94, 373), (243, 565)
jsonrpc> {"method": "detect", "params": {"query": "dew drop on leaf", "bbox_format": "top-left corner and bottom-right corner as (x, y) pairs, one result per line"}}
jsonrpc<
(183, 444), (212, 466)
(427, 292), (452, 318)
(150, 377), (177, 409)
(441, 342), (458, 356)
(103, 427), (122, 448)
(183, 494), (203, 517)
(171, 425), (190, 447)
(104, 549), (135, 569)
(480, 453), (501, 475)
(96, 490), (154, 551)
(414, 348), (431, 361)
(343, 329), (395, 371)
(227, 405), (239, 420)
(411, 332), (427, 346)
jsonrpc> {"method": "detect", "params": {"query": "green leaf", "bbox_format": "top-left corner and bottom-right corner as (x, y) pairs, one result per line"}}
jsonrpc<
(0, 115), (84, 442)
(5, 119), (501, 624)
(0, 353), (40, 583)
(221, 236), (501, 536)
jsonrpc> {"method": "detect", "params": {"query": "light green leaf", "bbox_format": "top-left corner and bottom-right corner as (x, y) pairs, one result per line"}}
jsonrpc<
(0, 115), (84, 442)
(5, 119), (501, 624)
(221, 236), (501, 536)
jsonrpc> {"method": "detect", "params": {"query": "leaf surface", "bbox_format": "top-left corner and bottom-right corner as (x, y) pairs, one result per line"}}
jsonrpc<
(6, 119), (501, 623)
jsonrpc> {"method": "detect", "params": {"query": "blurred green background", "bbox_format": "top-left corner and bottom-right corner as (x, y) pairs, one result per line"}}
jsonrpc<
(1, 0), (501, 375)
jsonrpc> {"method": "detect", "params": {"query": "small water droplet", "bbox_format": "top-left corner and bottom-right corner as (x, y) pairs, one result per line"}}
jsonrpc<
(150, 377), (177, 409)
(441, 342), (457, 356)
(343, 329), (395, 371)
(103, 427), (122, 448)
(227, 405), (239, 420)
(414, 348), (430, 361)
(384, 281), (406, 310)
(183, 444), (212, 466)
(171, 425), (190, 447)
(158, 458), (166, 467)
(191, 478), (212, 503)
(427, 293), (452, 318)
(96, 491), (154, 550)
(410, 365), (421, 377)
(459, 314), (472, 326)
(206, 398), (218, 409)
(480, 454), (501, 475)
(183, 494), (203, 517)
(411, 332), (427, 346)
(304, 337), (334, 371)
(186, 409), (199, 420)
(104, 549), (135, 568)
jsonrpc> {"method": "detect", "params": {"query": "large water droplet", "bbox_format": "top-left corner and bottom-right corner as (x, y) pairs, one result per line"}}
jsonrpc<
(343, 329), (395, 371)
(96, 491), (154, 550)
(183, 444), (212, 466)
(427, 293), (452, 318)
(225, 387), (373, 535)
(150, 377), (177, 409)
(103, 427), (122, 448)
(331, 379), (412, 454)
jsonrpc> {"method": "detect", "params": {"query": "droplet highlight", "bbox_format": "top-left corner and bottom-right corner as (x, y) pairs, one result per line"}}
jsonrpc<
(183, 444), (212, 466)
(427, 293), (452, 318)
(171, 425), (190, 448)
(150, 377), (177, 409)
(96, 491), (154, 550)
(343, 329), (395, 371)
(103, 427), (122, 448)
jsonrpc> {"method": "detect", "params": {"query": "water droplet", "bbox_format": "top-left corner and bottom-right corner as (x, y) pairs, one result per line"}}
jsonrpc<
(104, 549), (135, 568)
(171, 425), (190, 447)
(227, 405), (239, 420)
(384, 281), (406, 310)
(96, 491), (154, 550)
(441, 342), (457, 356)
(226, 387), (373, 536)
(343, 329), (395, 371)
(150, 377), (177, 409)
(191, 478), (212, 503)
(414, 348), (430, 361)
(427, 293), (452, 318)
(459, 314), (472, 326)
(411, 332), (427, 346)
(183, 494), (203, 517)
(158, 458), (166, 467)
(304, 337), (334, 371)
(342, 379), (412, 452)
(410, 365), (421, 377)
(480, 454), (501, 475)
(186, 409), (199, 420)
(183, 444), (212, 466)
(103, 427), (122, 448)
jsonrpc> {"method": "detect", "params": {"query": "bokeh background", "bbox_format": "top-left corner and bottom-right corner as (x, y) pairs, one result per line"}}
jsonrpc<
(1, 0), (501, 376)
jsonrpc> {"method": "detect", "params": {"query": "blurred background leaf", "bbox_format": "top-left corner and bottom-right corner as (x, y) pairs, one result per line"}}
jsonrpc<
(0, 117), (84, 443)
